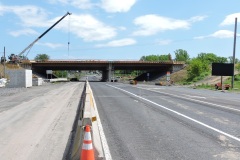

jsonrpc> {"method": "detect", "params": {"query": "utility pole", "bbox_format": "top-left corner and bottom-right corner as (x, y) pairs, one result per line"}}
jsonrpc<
(232, 17), (237, 89)
(4, 47), (6, 78)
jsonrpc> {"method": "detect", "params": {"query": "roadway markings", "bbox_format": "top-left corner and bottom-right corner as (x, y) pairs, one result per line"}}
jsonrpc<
(93, 99), (112, 160)
(135, 86), (240, 113)
(181, 94), (206, 99)
(106, 84), (240, 143)
(90, 87), (112, 160)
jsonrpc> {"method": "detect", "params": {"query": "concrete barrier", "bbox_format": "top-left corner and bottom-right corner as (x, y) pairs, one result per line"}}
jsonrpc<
(6, 69), (32, 88)
(66, 81), (105, 160)
(82, 81), (104, 160)
(49, 78), (69, 82)
(32, 78), (43, 86)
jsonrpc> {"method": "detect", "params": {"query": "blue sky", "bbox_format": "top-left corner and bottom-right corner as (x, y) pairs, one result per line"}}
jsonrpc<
(1, 0), (240, 60)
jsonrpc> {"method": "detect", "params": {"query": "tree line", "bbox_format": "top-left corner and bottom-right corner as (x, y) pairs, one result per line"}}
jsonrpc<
(140, 49), (240, 81)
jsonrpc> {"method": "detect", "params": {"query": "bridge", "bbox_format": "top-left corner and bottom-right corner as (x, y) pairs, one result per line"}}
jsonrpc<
(29, 60), (185, 81)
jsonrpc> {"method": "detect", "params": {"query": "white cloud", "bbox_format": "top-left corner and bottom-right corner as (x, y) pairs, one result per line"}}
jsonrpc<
(48, 0), (94, 9)
(0, 5), (4, 16)
(0, 4), (50, 27)
(9, 28), (38, 37)
(211, 30), (236, 38)
(48, 0), (136, 12)
(48, 0), (68, 4)
(157, 39), (172, 45)
(96, 38), (136, 47)
(133, 14), (190, 36)
(220, 13), (240, 26)
(1, 4), (117, 41)
(189, 16), (208, 23)
(194, 30), (239, 39)
(72, 0), (93, 9)
(37, 42), (64, 49)
(64, 14), (117, 41)
(101, 0), (136, 13)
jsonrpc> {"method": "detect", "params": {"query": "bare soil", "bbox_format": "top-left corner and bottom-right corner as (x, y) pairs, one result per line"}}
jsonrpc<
(0, 82), (84, 160)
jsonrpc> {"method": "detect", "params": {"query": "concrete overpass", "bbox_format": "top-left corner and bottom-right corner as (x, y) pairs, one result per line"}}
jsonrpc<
(29, 60), (185, 81)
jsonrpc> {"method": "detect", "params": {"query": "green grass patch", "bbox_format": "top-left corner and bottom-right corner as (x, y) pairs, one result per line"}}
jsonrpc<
(182, 71), (211, 85)
(224, 74), (240, 92)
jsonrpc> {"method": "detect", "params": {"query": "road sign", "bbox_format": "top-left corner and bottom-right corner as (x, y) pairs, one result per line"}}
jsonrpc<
(166, 71), (170, 81)
(46, 70), (52, 74)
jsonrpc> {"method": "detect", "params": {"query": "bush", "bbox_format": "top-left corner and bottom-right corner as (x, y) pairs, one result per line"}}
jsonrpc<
(234, 75), (240, 81)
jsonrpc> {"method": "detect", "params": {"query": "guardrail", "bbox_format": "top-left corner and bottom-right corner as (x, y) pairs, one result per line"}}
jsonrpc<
(66, 81), (105, 160)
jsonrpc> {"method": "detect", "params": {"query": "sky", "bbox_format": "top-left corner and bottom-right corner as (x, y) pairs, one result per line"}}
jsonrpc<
(1, 0), (240, 60)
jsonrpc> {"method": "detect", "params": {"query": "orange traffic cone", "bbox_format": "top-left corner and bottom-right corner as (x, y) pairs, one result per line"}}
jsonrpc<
(81, 125), (95, 160)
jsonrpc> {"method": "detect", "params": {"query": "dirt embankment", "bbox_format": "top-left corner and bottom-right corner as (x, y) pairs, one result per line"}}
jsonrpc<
(0, 64), (4, 78)
(0, 63), (24, 78)
(158, 67), (237, 86)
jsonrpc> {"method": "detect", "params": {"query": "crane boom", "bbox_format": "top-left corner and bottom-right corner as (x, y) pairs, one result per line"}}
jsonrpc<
(6, 12), (71, 63)
(18, 12), (71, 57)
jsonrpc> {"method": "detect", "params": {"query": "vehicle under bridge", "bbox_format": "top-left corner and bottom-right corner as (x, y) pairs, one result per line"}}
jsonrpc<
(30, 60), (185, 81)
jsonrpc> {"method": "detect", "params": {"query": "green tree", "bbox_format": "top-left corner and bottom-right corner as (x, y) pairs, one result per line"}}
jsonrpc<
(216, 57), (228, 63)
(140, 54), (171, 62)
(34, 54), (50, 62)
(228, 56), (239, 63)
(54, 70), (68, 78)
(236, 63), (240, 73)
(187, 58), (209, 80)
(158, 54), (170, 61)
(168, 53), (172, 61)
(197, 53), (219, 62)
(174, 49), (190, 62)
(197, 53), (228, 63)
(140, 56), (146, 61)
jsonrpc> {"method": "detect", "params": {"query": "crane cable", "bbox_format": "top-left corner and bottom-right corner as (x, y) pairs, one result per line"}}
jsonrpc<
(68, 13), (71, 57)
(25, 44), (33, 58)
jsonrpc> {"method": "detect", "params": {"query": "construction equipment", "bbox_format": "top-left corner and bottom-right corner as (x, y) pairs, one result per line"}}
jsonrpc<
(8, 12), (71, 63)
(215, 83), (230, 90)
(1, 56), (6, 63)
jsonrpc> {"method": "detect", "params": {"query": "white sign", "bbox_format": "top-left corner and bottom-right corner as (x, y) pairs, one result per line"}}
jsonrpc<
(166, 71), (170, 81)
(46, 70), (53, 74)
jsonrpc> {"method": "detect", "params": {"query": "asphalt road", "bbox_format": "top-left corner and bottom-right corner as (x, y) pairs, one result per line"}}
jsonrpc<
(90, 82), (240, 160)
(0, 82), (84, 160)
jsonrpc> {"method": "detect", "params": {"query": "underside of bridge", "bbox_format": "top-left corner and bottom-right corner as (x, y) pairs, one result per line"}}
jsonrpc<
(30, 61), (184, 82)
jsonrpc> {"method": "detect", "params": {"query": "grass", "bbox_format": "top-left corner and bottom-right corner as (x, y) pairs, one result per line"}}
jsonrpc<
(196, 74), (240, 92)
(224, 75), (240, 92)
(175, 71), (211, 85)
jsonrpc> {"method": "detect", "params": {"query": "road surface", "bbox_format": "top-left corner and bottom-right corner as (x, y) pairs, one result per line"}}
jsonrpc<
(91, 82), (240, 160)
(0, 82), (84, 160)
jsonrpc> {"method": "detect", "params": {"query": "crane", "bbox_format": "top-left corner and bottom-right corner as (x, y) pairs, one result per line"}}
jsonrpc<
(8, 12), (71, 63)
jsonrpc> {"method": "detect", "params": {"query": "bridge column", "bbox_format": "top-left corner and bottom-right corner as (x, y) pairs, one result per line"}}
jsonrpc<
(107, 62), (112, 82)
(102, 70), (108, 82)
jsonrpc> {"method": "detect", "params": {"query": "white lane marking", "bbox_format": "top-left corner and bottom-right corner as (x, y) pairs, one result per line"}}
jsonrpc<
(135, 86), (240, 113)
(89, 86), (112, 160)
(106, 84), (240, 143)
(147, 88), (165, 90)
(181, 94), (206, 99)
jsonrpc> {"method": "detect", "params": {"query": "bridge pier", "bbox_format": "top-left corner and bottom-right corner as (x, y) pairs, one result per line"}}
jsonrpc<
(102, 70), (108, 82)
